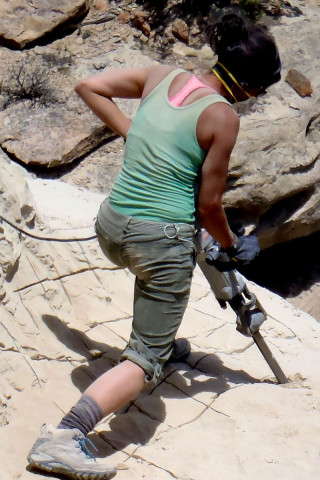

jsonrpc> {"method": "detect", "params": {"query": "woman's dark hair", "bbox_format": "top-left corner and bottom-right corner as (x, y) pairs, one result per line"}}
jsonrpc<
(208, 14), (281, 89)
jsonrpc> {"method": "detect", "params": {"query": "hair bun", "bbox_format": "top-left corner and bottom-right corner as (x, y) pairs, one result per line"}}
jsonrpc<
(211, 13), (248, 52)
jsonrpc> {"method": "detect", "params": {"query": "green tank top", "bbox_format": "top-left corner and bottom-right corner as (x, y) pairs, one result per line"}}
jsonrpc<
(109, 69), (230, 224)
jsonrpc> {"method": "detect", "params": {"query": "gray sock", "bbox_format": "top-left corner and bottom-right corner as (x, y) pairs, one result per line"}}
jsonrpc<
(57, 394), (103, 436)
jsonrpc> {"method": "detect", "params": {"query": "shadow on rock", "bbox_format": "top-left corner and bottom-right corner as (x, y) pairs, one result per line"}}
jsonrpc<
(89, 353), (261, 459)
(41, 314), (262, 460)
(42, 314), (123, 392)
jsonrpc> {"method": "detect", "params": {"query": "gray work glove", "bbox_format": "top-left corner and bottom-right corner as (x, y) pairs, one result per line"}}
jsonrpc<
(205, 234), (260, 271)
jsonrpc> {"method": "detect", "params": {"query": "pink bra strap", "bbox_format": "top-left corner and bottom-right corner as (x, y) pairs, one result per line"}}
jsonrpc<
(169, 75), (213, 107)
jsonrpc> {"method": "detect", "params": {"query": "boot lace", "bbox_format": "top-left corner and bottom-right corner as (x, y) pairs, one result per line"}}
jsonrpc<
(75, 436), (98, 461)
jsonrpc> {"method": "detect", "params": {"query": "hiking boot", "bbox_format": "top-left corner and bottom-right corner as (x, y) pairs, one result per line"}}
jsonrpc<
(167, 338), (191, 363)
(27, 424), (117, 480)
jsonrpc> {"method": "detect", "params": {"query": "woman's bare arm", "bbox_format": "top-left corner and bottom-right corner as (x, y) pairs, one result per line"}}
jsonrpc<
(75, 67), (152, 139)
(197, 104), (240, 248)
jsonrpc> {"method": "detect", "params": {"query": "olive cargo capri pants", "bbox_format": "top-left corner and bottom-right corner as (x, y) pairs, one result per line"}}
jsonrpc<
(95, 200), (196, 383)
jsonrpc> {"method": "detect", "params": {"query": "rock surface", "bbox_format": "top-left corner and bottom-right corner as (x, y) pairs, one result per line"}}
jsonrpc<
(285, 69), (313, 97)
(1, 150), (320, 480)
(0, 0), (89, 48)
(223, 4), (320, 247)
(0, 100), (114, 167)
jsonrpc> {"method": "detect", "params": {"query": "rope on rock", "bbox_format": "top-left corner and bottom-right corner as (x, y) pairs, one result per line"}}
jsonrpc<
(0, 214), (97, 242)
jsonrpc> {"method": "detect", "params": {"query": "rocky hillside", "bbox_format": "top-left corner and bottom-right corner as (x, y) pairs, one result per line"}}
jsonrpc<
(0, 2), (320, 479)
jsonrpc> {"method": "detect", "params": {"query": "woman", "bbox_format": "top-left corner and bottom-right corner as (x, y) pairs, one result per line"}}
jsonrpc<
(28, 13), (281, 480)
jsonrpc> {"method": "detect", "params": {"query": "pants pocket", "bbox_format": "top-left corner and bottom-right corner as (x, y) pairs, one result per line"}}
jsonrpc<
(96, 231), (125, 268)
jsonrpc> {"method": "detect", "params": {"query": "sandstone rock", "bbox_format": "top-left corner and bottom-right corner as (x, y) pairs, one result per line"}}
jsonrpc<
(0, 149), (35, 226)
(0, 102), (114, 167)
(0, 0), (89, 49)
(172, 43), (198, 58)
(93, 0), (109, 13)
(132, 10), (151, 37)
(261, 0), (283, 16)
(172, 19), (189, 44)
(0, 29), (151, 169)
(285, 69), (313, 97)
(222, 9), (320, 248)
(182, 60), (196, 71)
(304, 0), (320, 5)
(0, 149), (35, 298)
(118, 12), (131, 24)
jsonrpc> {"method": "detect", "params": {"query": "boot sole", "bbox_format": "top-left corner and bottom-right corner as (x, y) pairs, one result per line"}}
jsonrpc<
(28, 457), (117, 480)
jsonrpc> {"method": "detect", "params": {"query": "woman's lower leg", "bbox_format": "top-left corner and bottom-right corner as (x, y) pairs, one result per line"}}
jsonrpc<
(84, 360), (146, 417)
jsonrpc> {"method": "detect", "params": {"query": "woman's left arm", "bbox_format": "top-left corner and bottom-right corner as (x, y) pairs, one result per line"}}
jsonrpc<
(197, 104), (240, 249)
(75, 67), (151, 139)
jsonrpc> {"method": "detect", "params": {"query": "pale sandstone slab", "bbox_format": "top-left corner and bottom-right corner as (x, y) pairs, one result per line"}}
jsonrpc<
(135, 386), (320, 480)
(131, 408), (238, 480)
(95, 405), (170, 455)
(60, 272), (126, 322)
(86, 324), (128, 357)
(103, 317), (133, 344)
(194, 345), (277, 384)
(26, 178), (105, 232)
(177, 306), (226, 342)
(134, 380), (208, 428)
(115, 458), (174, 480)
(165, 367), (225, 405)
(187, 322), (252, 354)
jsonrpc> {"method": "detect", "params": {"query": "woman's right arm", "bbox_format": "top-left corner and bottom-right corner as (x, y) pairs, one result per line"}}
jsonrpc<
(75, 67), (151, 140)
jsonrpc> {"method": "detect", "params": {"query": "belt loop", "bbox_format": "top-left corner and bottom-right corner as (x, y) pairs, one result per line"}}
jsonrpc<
(126, 215), (133, 228)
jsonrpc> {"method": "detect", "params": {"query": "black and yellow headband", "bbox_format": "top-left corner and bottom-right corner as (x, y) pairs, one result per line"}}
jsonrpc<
(212, 54), (281, 103)
(212, 61), (253, 103)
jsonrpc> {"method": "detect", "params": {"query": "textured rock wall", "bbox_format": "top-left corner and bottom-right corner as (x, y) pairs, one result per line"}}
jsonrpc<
(225, 6), (320, 247)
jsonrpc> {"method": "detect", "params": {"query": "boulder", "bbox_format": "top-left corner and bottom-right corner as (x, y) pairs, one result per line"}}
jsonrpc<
(0, 0), (89, 48)
(0, 37), (146, 168)
(132, 9), (151, 37)
(0, 102), (114, 167)
(285, 69), (313, 97)
(223, 9), (320, 247)
(172, 19), (189, 44)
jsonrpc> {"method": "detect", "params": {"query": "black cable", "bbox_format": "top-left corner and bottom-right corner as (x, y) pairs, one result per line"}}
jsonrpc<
(0, 214), (97, 242)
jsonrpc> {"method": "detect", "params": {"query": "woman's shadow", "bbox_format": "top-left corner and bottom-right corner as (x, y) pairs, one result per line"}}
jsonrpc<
(41, 314), (262, 460)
